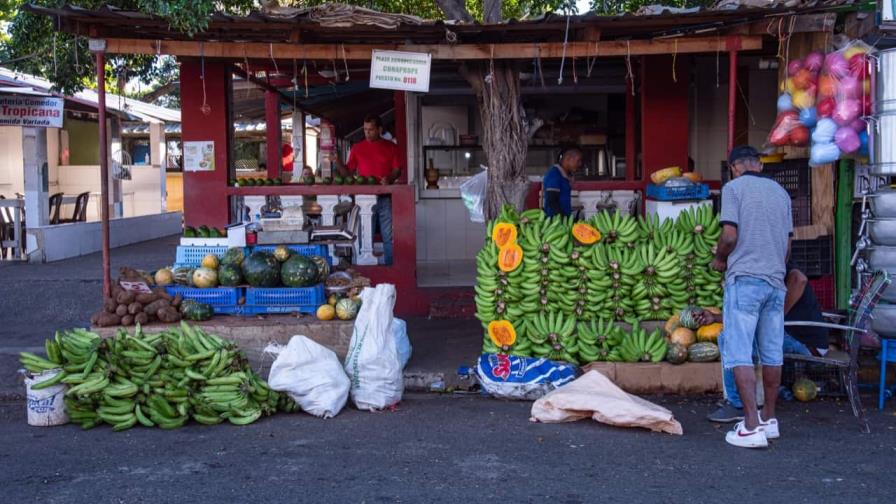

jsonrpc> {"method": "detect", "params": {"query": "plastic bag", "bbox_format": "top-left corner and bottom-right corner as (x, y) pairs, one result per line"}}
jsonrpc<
(460, 167), (488, 223)
(393, 318), (412, 369)
(810, 40), (873, 165)
(344, 284), (404, 410)
(265, 336), (350, 418)
(530, 370), (683, 435)
(475, 353), (577, 401)
(768, 51), (823, 147)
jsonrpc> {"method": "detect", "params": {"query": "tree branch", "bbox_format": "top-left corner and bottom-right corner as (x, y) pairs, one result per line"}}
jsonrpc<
(483, 0), (502, 24)
(434, 0), (474, 23)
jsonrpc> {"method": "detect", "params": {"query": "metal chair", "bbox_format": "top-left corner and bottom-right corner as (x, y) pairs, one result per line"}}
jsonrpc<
(783, 270), (890, 433)
(48, 192), (63, 224)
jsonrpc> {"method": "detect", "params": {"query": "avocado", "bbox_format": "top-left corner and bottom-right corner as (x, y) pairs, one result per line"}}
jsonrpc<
(273, 178), (282, 185)
(344, 177), (354, 185)
(256, 178), (266, 186)
(303, 176), (315, 185)
(183, 227), (197, 238)
(323, 177), (332, 185)
(209, 228), (221, 238)
(265, 179), (275, 186)
(367, 176), (377, 185)
(229, 179), (237, 186)
(354, 175), (365, 185)
(333, 176), (344, 185)
(197, 228), (210, 238)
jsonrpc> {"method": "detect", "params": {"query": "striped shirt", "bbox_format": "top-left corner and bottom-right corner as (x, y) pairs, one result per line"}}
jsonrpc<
(720, 171), (792, 289)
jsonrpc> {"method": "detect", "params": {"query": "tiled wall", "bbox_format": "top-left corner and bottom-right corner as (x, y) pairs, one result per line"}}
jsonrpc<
(416, 198), (486, 263)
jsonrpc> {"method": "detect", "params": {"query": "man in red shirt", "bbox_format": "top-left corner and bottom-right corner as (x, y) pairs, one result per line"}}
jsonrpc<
(332, 115), (401, 264)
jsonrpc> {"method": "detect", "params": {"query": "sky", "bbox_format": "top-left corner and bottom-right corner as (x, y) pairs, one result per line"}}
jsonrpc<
(576, 0), (592, 13)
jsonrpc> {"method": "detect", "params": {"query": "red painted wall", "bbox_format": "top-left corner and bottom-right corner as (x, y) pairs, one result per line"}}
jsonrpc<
(180, 60), (231, 228)
(265, 90), (282, 179)
(640, 55), (689, 180)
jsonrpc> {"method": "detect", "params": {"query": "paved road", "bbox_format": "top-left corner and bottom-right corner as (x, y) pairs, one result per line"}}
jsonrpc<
(2, 394), (895, 503)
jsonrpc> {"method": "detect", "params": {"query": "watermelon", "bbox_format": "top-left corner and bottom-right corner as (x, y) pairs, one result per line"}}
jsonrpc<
(308, 255), (330, 283)
(666, 343), (688, 364)
(180, 300), (214, 321)
(281, 255), (319, 287)
(221, 247), (246, 267)
(335, 298), (360, 320)
(241, 251), (281, 287)
(218, 264), (243, 287)
(792, 378), (818, 402)
(688, 342), (720, 362)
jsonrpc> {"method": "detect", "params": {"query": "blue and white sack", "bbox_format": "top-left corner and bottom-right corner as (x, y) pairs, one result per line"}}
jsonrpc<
(475, 353), (577, 400)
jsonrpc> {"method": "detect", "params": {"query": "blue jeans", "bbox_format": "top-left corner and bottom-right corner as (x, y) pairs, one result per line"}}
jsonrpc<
(723, 333), (812, 409)
(373, 195), (393, 265)
(720, 276), (786, 369)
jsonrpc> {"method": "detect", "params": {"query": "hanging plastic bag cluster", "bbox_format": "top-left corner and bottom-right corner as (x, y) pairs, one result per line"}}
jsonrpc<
(767, 40), (873, 167)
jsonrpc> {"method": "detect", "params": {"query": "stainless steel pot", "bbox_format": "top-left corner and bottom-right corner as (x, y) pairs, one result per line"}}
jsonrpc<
(875, 47), (896, 114)
(866, 244), (896, 271)
(866, 186), (896, 217)
(867, 218), (896, 246)
(868, 113), (896, 173)
(871, 303), (896, 337)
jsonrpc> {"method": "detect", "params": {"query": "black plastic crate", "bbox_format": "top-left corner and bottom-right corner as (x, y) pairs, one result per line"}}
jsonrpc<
(792, 195), (812, 227)
(720, 159), (811, 200)
(791, 235), (834, 278)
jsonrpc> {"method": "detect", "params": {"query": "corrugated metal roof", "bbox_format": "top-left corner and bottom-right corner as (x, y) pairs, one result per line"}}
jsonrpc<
(0, 66), (180, 123)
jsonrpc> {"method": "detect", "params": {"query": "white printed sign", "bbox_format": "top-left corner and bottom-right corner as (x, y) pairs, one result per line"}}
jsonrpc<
(183, 141), (215, 172)
(369, 50), (431, 93)
(0, 95), (63, 128)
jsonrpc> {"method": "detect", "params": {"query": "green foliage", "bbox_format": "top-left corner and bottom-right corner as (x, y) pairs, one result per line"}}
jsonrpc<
(589, 0), (714, 15)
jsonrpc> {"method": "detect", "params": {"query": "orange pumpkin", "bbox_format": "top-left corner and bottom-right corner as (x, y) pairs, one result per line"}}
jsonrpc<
(498, 243), (523, 272)
(488, 320), (517, 348)
(571, 223), (601, 245)
(491, 222), (518, 248)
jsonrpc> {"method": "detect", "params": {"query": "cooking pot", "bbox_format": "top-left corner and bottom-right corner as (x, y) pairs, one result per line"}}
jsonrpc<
(866, 218), (896, 246)
(865, 186), (896, 218)
(868, 113), (896, 173)
(871, 303), (896, 337)
(875, 47), (896, 114)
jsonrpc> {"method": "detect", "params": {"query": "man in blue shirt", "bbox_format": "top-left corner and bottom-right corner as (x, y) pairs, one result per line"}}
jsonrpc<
(543, 147), (581, 217)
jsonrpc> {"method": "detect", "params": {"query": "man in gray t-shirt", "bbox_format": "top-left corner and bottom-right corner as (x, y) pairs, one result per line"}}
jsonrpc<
(703, 145), (792, 449)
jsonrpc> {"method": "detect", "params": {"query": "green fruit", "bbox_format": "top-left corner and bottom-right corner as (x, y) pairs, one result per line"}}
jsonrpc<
(180, 300), (214, 321)
(308, 255), (330, 283)
(366, 176), (377, 185)
(192, 267), (219, 288)
(687, 342), (720, 362)
(354, 175), (365, 185)
(241, 251), (281, 287)
(273, 178), (282, 185)
(281, 255), (319, 288)
(335, 298), (360, 320)
(793, 378), (818, 402)
(344, 177), (354, 185)
(273, 245), (292, 262)
(303, 176), (315, 185)
(183, 227), (196, 238)
(229, 179), (237, 186)
(221, 247), (246, 267)
(217, 264), (243, 286)
(333, 176), (344, 185)
(265, 179), (275, 186)
(323, 177), (333, 185)
(172, 267), (195, 286)
(665, 342), (688, 364)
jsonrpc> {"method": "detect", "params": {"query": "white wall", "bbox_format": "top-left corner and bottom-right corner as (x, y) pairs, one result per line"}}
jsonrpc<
(416, 198), (486, 263)
(52, 164), (163, 221)
(0, 126), (24, 196)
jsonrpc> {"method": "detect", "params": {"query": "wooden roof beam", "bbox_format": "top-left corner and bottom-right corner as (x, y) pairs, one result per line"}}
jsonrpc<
(104, 36), (761, 61)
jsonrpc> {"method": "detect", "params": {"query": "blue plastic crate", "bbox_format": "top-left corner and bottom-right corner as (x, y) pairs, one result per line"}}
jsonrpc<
(164, 286), (242, 311)
(252, 244), (330, 263)
(646, 183), (710, 201)
(175, 246), (232, 267)
(244, 284), (325, 307)
(239, 304), (318, 315)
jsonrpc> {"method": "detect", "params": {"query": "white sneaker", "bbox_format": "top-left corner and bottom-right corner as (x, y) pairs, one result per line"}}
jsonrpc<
(725, 420), (768, 448)
(758, 414), (779, 439)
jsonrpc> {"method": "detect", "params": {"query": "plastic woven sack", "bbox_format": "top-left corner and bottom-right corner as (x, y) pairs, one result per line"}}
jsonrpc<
(475, 353), (577, 401)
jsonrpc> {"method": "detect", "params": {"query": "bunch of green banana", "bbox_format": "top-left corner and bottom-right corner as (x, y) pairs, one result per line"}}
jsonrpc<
(677, 205), (721, 250)
(576, 318), (625, 363)
(20, 329), (102, 391)
(550, 244), (600, 320)
(637, 213), (675, 243)
(524, 310), (579, 364)
(518, 215), (573, 315)
(591, 245), (641, 320)
(591, 210), (639, 247)
(474, 242), (505, 325)
(616, 324), (667, 363)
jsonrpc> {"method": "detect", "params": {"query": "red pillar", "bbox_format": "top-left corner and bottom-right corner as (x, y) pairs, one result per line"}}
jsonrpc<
(393, 91), (408, 184)
(727, 50), (738, 153)
(640, 55), (689, 181)
(181, 60), (231, 228)
(265, 90), (282, 179)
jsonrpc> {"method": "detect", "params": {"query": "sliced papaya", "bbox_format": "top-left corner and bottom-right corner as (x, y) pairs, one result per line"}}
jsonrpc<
(571, 222), (601, 245)
(487, 320), (517, 349)
(498, 243), (523, 272)
(491, 222), (518, 248)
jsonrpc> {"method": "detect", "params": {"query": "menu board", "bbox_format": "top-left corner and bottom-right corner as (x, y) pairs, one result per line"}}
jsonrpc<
(184, 141), (215, 172)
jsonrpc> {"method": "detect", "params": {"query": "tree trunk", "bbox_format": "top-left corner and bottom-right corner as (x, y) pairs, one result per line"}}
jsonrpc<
(462, 61), (530, 220)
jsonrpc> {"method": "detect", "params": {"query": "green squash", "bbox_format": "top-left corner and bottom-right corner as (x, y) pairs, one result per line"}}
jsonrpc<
(678, 305), (702, 330)
(221, 247), (246, 267)
(308, 255), (330, 283)
(241, 251), (281, 287)
(273, 245), (292, 263)
(173, 267), (195, 286)
(665, 343), (688, 365)
(335, 298), (360, 320)
(180, 300), (214, 321)
(218, 264), (243, 287)
(280, 255), (319, 287)
(688, 342), (720, 362)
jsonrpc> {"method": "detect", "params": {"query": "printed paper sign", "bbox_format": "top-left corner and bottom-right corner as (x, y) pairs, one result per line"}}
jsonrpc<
(118, 281), (153, 294)
(184, 141), (215, 172)
(0, 95), (63, 128)
(369, 50), (431, 93)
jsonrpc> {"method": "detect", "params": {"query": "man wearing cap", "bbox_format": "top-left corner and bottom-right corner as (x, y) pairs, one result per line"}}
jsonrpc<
(708, 145), (792, 448)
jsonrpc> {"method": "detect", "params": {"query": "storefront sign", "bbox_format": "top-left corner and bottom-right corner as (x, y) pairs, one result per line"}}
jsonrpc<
(369, 50), (431, 93)
(0, 95), (63, 128)
(183, 141), (215, 172)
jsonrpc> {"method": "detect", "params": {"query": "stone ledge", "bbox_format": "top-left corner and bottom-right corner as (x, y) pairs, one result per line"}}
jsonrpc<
(583, 361), (722, 395)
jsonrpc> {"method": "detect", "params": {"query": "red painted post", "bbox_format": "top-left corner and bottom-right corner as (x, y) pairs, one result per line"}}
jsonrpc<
(393, 91), (408, 183)
(265, 89), (282, 179)
(180, 60), (231, 228)
(640, 55), (689, 181)
(728, 50), (738, 153)
(96, 51), (111, 298)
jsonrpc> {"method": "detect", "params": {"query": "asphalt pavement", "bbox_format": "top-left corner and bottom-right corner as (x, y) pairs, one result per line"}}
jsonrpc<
(2, 237), (896, 502)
